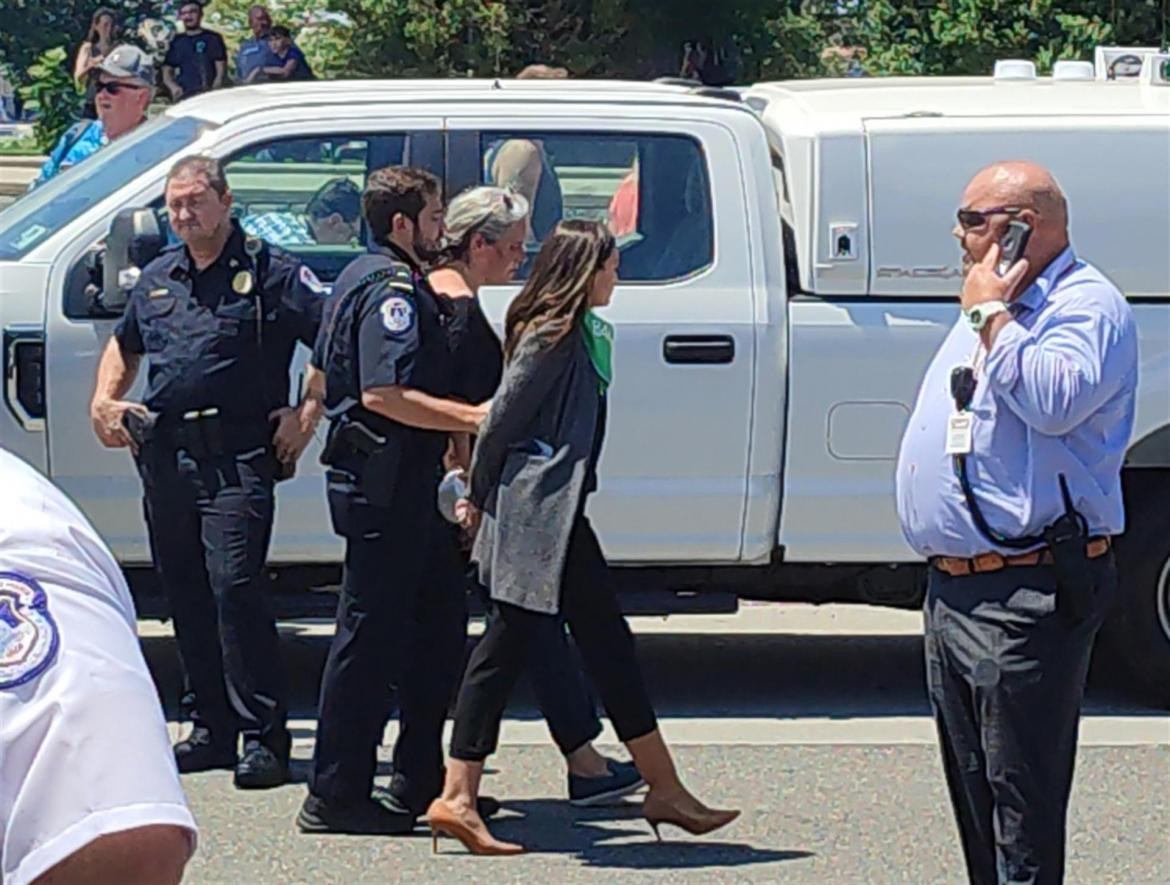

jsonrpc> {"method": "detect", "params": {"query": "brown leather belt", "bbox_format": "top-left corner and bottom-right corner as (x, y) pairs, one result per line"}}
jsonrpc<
(931, 537), (1111, 577)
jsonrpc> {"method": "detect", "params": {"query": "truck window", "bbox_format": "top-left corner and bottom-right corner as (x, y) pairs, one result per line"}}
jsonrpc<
(771, 149), (791, 205)
(479, 132), (713, 282)
(771, 148), (803, 294)
(0, 115), (209, 260)
(221, 134), (405, 281)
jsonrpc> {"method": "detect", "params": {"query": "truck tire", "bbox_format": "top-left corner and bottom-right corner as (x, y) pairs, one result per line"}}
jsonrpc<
(1103, 471), (1170, 707)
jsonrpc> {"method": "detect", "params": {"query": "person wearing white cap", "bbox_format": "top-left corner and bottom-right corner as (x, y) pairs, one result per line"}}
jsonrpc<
(0, 446), (197, 884)
(30, 44), (154, 189)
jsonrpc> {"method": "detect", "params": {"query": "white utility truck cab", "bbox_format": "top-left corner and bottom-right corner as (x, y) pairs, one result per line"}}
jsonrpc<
(0, 66), (1166, 698)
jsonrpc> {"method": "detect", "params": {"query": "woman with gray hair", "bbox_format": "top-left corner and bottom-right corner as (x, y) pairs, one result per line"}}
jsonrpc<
(429, 186), (645, 810)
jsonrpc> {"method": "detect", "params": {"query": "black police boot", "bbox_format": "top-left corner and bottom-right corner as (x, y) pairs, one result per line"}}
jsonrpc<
(173, 727), (237, 774)
(296, 794), (417, 836)
(235, 742), (290, 790)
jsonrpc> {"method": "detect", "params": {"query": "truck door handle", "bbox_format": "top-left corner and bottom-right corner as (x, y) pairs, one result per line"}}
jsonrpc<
(3, 325), (46, 432)
(663, 335), (735, 365)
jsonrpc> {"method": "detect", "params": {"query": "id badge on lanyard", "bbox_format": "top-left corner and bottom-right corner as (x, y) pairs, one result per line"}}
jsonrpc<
(945, 412), (974, 455)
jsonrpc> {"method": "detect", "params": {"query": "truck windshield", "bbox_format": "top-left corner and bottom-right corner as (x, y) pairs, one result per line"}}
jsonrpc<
(0, 115), (211, 260)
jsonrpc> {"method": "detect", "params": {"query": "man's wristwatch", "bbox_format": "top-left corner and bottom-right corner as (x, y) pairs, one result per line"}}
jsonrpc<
(964, 300), (1009, 332)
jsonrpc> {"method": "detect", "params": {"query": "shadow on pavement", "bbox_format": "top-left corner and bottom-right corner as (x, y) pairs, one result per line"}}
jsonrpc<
(458, 799), (812, 870)
(142, 628), (1159, 725)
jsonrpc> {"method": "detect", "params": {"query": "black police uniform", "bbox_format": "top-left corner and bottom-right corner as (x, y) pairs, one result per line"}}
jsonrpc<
(114, 221), (324, 775)
(304, 243), (467, 826)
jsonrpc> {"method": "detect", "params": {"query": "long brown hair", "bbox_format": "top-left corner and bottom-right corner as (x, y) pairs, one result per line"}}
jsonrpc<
(86, 7), (118, 48)
(503, 219), (616, 362)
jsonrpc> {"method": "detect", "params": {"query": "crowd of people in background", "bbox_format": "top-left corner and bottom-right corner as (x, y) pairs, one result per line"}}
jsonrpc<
(22, 3), (312, 187)
(68, 1), (312, 112)
(0, 2), (735, 129)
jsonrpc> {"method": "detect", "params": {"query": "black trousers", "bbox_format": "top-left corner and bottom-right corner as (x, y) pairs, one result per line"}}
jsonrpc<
(138, 444), (287, 752)
(309, 471), (466, 810)
(924, 555), (1115, 885)
(450, 516), (657, 761)
(515, 608), (602, 756)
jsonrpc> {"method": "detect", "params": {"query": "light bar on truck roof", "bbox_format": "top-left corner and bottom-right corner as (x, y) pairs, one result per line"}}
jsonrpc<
(1140, 53), (1170, 86)
(1052, 60), (1095, 81)
(993, 59), (1037, 81)
(1094, 46), (1160, 80)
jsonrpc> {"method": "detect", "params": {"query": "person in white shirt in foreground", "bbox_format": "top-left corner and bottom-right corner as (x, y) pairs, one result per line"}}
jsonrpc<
(0, 447), (196, 885)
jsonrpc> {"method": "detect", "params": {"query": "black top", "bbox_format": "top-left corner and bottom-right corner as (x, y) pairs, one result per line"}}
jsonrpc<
(314, 243), (461, 476)
(115, 222), (325, 422)
(449, 295), (503, 404)
(273, 45), (314, 81)
(164, 30), (226, 96)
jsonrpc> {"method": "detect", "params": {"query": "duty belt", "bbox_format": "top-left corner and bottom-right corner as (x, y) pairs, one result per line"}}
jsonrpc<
(931, 536), (1111, 577)
(155, 407), (271, 458)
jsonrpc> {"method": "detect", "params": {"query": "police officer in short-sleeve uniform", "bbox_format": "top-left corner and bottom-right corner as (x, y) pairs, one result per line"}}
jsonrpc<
(297, 166), (487, 835)
(91, 156), (326, 790)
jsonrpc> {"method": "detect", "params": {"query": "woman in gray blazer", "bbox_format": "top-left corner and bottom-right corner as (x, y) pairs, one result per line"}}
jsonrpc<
(427, 220), (738, 855)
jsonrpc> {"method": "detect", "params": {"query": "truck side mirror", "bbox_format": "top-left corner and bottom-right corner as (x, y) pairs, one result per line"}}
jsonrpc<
(97, 208), (163, 314)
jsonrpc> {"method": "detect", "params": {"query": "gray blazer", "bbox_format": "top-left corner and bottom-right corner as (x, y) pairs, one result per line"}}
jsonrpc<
(469, 327), (602, 615)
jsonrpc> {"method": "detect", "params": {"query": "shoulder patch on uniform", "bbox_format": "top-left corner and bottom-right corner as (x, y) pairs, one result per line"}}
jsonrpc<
(0, 572), (59, 690)
(299, 265), (328, 295)
(380, 296), (415, 334)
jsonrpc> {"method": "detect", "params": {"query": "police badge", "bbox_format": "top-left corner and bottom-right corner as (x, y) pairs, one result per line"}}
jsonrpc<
(232, 270), (255, 294)
(0, 572), (59, 690)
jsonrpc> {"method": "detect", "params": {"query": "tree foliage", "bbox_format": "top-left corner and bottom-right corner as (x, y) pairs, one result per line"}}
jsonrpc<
(759, 0), (1165, 79)
(21, 46), (80, 151)
(1, 0), (1165, 95)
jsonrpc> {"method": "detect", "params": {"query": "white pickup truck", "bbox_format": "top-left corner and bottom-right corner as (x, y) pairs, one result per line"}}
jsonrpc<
(0, 66), (1167, 697)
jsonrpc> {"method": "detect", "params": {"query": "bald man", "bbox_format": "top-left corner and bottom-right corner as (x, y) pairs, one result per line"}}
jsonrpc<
(483, 63), (569, 245)
(895, 161), (1138, 884)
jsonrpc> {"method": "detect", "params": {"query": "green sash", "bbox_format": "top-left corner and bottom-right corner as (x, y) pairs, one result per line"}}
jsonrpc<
(580, 309), (614, 392)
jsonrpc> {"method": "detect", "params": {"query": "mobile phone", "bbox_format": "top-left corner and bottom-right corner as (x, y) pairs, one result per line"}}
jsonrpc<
(997, 220), (1032, 276)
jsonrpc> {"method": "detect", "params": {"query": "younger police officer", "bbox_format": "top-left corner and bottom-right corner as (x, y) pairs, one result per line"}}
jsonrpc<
(297, 167), (488, 834)
(91, 155), (326, 790)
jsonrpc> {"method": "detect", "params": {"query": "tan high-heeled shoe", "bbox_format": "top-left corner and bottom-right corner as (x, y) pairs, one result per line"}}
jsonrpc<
(642, 788), (740, 841)
(426, 798), (524, 856)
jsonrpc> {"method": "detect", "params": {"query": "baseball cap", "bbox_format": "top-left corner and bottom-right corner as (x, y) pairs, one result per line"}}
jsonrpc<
(98, 45), (155, 88)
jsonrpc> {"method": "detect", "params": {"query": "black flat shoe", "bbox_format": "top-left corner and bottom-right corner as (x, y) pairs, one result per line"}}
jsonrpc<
(234, 744), (289, 789)
(296, 795), (417, 835)
(374, 784), (500, 820)
(174, 729), (236, 774)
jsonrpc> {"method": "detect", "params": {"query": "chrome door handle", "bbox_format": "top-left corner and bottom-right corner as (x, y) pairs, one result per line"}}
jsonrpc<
(4, 325), (46, 432)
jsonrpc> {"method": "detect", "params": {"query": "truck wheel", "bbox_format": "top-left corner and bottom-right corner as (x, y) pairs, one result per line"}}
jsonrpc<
(1103, 471), (1170, 707)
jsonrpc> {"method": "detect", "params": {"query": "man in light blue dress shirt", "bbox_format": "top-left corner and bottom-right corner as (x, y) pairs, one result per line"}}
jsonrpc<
(895, 161), (1138, 885)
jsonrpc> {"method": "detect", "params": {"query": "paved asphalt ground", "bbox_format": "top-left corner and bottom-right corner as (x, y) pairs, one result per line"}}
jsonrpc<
(139, 604), (1170, 884)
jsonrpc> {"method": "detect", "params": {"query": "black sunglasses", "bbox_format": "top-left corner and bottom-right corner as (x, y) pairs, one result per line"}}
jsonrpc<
(96, 81), (146, 96)
(955, 205), (1023, 231)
